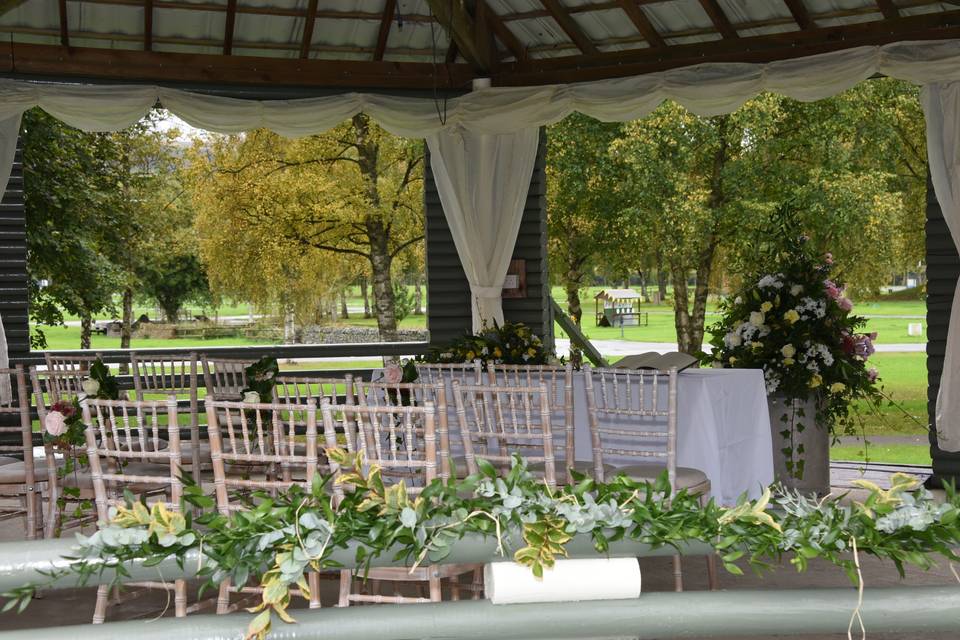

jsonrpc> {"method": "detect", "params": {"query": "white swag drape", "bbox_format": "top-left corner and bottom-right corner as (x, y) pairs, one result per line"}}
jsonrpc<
(2, 39), (960, 429)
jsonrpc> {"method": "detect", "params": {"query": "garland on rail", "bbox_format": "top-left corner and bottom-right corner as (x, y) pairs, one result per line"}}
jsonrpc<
(4, 453), (960, 640)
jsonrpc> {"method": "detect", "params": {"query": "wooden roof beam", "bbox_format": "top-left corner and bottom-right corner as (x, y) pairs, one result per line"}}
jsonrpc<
(223, 0), (237, 55)
(781, 0), (814, 30)
(300, 0), (318, 59)
(480, 0), (528, 62)
(875, 0), (899, 19)
(424, 0), (490, 71)
(615, 0), (665, 48)
(698, 0), (738, 39)
(373, 0), (396, 61)
(540, 0), (599, 55)
(144, 0), (153, 51)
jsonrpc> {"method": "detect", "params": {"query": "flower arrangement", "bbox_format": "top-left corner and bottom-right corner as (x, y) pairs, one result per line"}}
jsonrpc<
(85, 358), (120, 400)
(241, 356), (280, 403)
(42, 398), (85, 450)
(704, 239), (885, 478)
(423, 321), (555, 366)
(6, 456), (960, 640)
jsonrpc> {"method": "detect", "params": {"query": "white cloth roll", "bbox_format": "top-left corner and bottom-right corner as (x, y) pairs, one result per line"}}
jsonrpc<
(484, 558), (641, 605)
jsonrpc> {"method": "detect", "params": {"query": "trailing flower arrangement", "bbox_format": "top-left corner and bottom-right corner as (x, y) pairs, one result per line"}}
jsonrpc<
(704, 240), (886, 477)
(5, 453), (960, 640)
(423, 321), (555, 366)
(241, 356), (280, 403)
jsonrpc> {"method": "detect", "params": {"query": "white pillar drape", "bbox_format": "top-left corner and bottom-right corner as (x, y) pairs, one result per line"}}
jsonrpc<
(426, 127), (540, 332)
(922, 83), (960, 452)
(0, 113), (20, 404)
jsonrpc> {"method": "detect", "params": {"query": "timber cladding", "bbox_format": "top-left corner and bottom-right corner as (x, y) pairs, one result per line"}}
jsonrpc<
(0, 147), (29, 367)
(424, 128), (552, 350)
(926, 171), (960, 484)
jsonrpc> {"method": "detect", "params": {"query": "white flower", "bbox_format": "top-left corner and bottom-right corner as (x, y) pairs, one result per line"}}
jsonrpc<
(44, 410), (67, 436)
(82, 378), (100, 397)
(781, 344), (796, 359)
(758, 274), (784, 289)
(790, 284), (803, 296)
(243, 391), (261, 404)
(749, 311), (765, 327)
(723, 332), (742, 348)
(383, 363), (403, 384)
(734, 296), (743, 305)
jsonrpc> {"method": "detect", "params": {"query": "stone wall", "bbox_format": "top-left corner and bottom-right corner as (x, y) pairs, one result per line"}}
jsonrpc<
(300, 325), (428, 344)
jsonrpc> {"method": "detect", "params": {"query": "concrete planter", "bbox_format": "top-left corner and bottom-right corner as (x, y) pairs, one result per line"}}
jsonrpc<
(767, 394), (830, 495)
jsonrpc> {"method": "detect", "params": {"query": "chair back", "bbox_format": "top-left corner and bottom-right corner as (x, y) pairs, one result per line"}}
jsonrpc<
(44, 353), (102, 373)
(451, 382), (556, 488)
(322, 402), (438, 496)
(0, 366), (39, 537)
(30, 367), (86, 406)
(201, 356), (254, 401)
(205, 399), (320, 513)
(274, 374), (353, 406)
(486, 363), (574, 483)
(81, 396), (182, 519)
(131, 352), (201, 471)
(582, 365), (678, 486)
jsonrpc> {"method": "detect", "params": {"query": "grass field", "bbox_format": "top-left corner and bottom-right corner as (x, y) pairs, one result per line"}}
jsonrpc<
(830, 444), (930, 465)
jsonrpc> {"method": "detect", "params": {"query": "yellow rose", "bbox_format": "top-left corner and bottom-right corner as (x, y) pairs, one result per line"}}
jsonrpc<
(781, 344), (796, 358)
(809, 374), (822, 389)
(466, 351), (475, 360)
(752, 342), (764, 351)
(784, 309), (800, 325)
(760, 301), (773, 313)
(783, 357), (795, 366)
(527, 348), (536, 356)
(729, 356), (737, 365)
(830, 382), (846, 394)
(494, 348), (502, 358)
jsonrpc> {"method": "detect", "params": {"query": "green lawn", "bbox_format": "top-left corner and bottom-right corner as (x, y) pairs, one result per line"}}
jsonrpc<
(831, 444), (931, 466)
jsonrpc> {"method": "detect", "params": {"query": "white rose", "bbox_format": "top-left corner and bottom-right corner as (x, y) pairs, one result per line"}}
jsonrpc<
(383, 363), (403, 384)
(790, 284), (803, 296)
(82, 378), (100, 397)
(44, 410), (67, 437)
(781, 344), (796, 359)
(243, 391), (261, 404)
(749, 311), (765, 327)
(724, 332), (742, 348)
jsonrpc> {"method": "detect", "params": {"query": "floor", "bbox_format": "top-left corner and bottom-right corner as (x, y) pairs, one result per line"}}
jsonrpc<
(0, 463), (955, 639)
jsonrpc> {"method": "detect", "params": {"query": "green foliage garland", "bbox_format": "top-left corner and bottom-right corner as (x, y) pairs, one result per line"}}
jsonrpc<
(423, 322), (556, 367)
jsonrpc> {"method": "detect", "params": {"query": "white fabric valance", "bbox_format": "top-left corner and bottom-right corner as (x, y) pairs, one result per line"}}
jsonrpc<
(426, 128), (541, 331)
(1, 40), (959, 138)
(923, 83), (960, 452)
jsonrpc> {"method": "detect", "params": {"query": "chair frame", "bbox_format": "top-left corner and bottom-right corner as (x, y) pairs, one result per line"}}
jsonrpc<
(201, 356), (255, 401)
(0, 365), (42, 539)
(44, 352), (103, 373)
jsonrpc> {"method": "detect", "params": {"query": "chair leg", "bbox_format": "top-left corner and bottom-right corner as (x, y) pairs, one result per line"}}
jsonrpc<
(338, 571), (352, 607)
(92, 584), (110, 624)
(672, 555), (684, 592)
(216, 579), (231, 615)
(706, 554), (720, 590)
(428, 574), (442, 602)
(308, 572), (321, 609)
(174, 579), (187, 617)
(471, 567), (484, 600)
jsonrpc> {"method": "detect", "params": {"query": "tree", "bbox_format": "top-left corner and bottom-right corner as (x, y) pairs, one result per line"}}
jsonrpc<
(187, 114), (424, 340)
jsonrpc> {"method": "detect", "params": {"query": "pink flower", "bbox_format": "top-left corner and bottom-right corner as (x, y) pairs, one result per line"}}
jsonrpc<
(837, 297), (853, 312)
(853, 334), (875, 359)
(44, 411), (67, 437)
(384, 363), (403, 384)
(51, 400), (75, 419)
(824, 280), (841, 300)
(867, 367), (879, 383)
(824, 253), (834, 265)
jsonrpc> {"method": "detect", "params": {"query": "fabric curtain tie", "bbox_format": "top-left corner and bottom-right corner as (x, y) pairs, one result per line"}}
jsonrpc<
(470, 285), (503, 299)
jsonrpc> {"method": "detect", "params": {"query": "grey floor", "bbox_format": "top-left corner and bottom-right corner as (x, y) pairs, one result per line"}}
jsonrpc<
(0, 466), (957, 639)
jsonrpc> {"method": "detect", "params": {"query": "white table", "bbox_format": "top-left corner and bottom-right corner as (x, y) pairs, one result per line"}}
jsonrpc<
(570, 368), (773, 505)
(379, 367), (774, 505)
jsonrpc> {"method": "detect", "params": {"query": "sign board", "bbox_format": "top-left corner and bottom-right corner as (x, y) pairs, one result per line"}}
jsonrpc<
(502, 259), (526, 299)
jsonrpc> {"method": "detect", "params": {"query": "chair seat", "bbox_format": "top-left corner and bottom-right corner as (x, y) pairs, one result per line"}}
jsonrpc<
(0, 456), (20, 467)
(611, 463), (710, 492)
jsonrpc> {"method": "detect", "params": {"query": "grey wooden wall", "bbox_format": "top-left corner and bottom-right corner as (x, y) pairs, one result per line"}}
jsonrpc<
(424, 129), (553, 349)
(0, 146), (29, 367)
(926, 172), (960, 484)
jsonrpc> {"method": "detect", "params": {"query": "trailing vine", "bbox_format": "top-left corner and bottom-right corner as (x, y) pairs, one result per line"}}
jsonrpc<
(4, 453), (960, 640)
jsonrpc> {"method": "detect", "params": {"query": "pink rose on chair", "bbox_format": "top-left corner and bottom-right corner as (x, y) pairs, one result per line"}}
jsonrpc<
(384, 363), (403, 384)
(837, 297), (853, 312)
(44, 411), (67, 437)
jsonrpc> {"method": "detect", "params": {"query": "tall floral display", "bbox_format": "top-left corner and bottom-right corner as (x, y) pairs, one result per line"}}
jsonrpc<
(705, 239), (883, 489)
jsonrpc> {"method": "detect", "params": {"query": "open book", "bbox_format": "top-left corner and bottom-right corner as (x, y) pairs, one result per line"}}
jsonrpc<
(612, 351), (699, 372)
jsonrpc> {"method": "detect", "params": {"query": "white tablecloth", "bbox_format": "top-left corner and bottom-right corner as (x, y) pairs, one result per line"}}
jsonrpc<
(570, 368), (773, 505)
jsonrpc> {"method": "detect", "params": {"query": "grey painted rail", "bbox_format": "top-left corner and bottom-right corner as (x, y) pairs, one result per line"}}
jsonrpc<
(1, 586), (958, 639)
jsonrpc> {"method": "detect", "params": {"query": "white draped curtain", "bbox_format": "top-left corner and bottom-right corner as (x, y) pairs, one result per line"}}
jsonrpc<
(4, 38), (960, 410)
(923, 83), (960, 452)
(427, 127), (540, 330)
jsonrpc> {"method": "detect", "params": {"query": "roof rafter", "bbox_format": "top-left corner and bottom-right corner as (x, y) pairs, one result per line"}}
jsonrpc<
(698, 0), (738, 39)
(223, 0), (237, 55)
(373, 0), (396, 61)
(781, 0), (814, 30)
(144, 0), (153, 51)
(615, 0), (665, 48)
(875, 0), (899, 19)
(480, 0), (527, 62)
(424, 0), (490, 70)
(300, 0), (318, 59)
(540, 0), (599, 55)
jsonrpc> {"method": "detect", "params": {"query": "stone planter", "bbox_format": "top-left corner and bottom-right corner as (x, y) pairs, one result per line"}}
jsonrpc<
(767, 394), (830, 496)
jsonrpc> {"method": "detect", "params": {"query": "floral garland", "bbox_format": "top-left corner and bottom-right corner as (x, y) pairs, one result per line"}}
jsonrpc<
(4, 453), (960, 640)
(241, 356), (280, 403)
(422, 322), (556, 367)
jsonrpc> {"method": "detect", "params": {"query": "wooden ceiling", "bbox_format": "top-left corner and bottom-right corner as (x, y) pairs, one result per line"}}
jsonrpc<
(0, 1), (958, 90)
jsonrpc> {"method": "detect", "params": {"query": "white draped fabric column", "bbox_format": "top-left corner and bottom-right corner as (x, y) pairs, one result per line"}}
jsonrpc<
(0, 113), (21, 404)
(923, 83), (960, 452)
(426, 127), (540, 331)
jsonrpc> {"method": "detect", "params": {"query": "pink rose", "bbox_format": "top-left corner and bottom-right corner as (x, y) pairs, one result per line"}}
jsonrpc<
(824, 253), (833, 265)
(44, 410), (67, 437)
(384, 363), (403, 384)
(837, 297), (853, 312)
(824, 280), (841, 300)
(867, 367), (879, 383)
(853, 334), (875, 359)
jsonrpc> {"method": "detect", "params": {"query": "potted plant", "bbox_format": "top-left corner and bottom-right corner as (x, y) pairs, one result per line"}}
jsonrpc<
(704, 238), (883, 494)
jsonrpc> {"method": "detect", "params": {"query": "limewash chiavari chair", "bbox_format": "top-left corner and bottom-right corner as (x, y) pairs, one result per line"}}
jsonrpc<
(44, 352), (103, 374)
(451, 381), (558, 489)
(582, 365), (717, 591)
(200, 356), (255, 401)
(485, 362), (594, 484)
(323, 401), (482, 605)
(274, 374), (354, 406)
(0, 365), (43, 539)
(30, 367), (96, 538)
(205, 399), (323, 613)
(82, 395), (200, 622)
(131, 352), (205, 474)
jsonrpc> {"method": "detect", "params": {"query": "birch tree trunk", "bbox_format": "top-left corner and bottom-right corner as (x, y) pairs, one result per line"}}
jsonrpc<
(80, 311), (93, 350)
(340, 290), (349, 319)
(414, 278), (423, 315)
(120, 287), (133, 374)
(360, 277), (371, 319)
